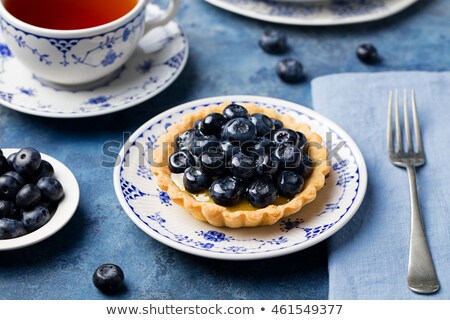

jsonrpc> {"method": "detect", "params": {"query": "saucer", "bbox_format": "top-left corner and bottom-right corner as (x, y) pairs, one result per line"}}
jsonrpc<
(0, 149), (80, 251)
(0, 4), (189, 118)
(204, 0), (418, 26)
(113, 96), (368, 260)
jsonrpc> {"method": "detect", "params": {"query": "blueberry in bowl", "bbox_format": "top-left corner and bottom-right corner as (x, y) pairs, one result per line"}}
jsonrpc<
(0, 148), (79, 250)
(151, 102), (330, 228)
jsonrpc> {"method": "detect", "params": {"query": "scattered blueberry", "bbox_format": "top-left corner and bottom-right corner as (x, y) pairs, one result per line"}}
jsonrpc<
(296, 153), (314, 179)
(222, 118), (256, 144)
(175, 129), (198, 151)
(209, 176), (245, 207)
(223, 104), (249, 120)
(37, 177), (64, 202)
(246, 177), (278, 208)
(93, 264), (125, 295)
(357, 43), (379, 64)
(16, 184), (42, 209)
(259, 29), (288, 54)
(220, 140), (239, 160)
(0, 218), (27, 239)
(253, 138), (277, 156)
(230, 152), (256, 180)
(169, 150), (196, 174)
(277, 171), (304, 198)
(183, 167), (211, 194)
(250, 113), (275, 137)
(21, 205), (51, 232)
(277, 58), (304, 83)
(0, 156), (8, 175)
(199, 113), (227, 137)
(200, 151), (227, 176)
(0, 175), (22, 200)
(0, 200), (21, 220)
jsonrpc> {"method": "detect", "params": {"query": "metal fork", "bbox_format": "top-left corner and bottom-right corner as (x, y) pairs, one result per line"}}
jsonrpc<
(387, 90), (440, 294)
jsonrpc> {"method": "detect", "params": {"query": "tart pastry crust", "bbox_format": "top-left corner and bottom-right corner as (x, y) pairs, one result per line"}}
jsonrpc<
(151, 102), (330, 228)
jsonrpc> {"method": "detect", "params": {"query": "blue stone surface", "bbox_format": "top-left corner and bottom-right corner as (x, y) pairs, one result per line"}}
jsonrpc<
(0, 0), (449, 299)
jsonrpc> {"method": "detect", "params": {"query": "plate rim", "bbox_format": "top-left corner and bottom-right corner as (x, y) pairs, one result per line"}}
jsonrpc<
(0, 8), (189, 119)
(0, 149), (80, 251)
(203, 0), (418, 26)
(114, 95), (368, 260)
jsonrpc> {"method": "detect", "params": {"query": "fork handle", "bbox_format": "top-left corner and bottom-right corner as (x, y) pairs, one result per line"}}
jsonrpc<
(406, 165), (440, 293)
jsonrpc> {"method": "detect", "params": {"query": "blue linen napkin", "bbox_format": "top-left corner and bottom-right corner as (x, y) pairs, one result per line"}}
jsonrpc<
(312, 72), (450, 299)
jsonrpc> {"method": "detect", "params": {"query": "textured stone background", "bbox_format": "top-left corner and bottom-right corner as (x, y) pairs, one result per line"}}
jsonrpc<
(0, 0), (449, 299)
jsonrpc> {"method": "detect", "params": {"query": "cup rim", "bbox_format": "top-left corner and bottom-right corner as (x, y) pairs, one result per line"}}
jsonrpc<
(0, 0), (146, 37)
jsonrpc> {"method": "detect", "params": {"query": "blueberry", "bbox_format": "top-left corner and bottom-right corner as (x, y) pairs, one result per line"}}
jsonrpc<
(259, 29), (288, 54)
(222, 118), (256, 144)
(0, 200), (21, 220)
(209, 176), (245, 207)
(93, 264), (125, 295)
(6, 153), (16, 169)
(223, 104), (249, 120)
(274, 143), (302, 170)
(200, 151), (227, 176)
(0, 175), (22, 200)
(272, 118), (283, 131)
(183, 167), (211, 194)
(296, 131), (308, 150)
(38, 198), (59, 215)
(0, 218), (27, 239)
(169, 150), (196, 174)
(277, 58), (304, 83)
(255, 154), (279, 177)
(13, 148), (41, 176)
(253, 138), (277, 156)
(194, 119), (202, 130)
(296, 153), (314, 179)
(175, 129), (200, 151)
(30, 160), (54, 183)
(273, 128), (300, 146)
(3, 171), (26, 186)
(199, 113), (227, 137)
(230, 152), (256, 180)
(220, 140), (239, 160)
(0, 155), (8, 175)
(0, 149), (2, 156)
(21, 205), (51, 232)
(16, 184), (42, 209)
(250, 113), (275, 137)
(357, 43), (379, 64)
(277, 171), (304, 198)
(246, 177), (278, 208)
(37, 177), (64, 202)
(190, 135), (220, 156)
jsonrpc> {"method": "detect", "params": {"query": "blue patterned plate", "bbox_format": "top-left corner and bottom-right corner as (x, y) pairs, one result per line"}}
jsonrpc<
(0, 4), (188, 118)
(114, 96), (368, 260)
(204, 0), (418, 26)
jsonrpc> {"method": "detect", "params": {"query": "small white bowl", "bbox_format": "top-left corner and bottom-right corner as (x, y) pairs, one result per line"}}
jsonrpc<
(0, 149), (80, 251)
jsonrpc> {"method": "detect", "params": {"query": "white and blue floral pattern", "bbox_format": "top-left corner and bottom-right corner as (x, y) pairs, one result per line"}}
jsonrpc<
(0, 5), (188, 118)
(113, 96), (368, 260)
(204, 0), (417, 26)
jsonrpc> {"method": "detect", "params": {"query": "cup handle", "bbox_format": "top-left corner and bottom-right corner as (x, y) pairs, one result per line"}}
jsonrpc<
(144, 0), (180, 33)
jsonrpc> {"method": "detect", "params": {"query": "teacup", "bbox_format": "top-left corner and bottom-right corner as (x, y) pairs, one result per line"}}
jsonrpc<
(0, 0), (180, 85)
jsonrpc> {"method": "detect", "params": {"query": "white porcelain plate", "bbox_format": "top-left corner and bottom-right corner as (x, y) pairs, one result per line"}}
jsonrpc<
(0, 149), (80, 251)
(204, 0), (418, 26)
(114, 96), (368, 260)
(0, 4), (189, 118)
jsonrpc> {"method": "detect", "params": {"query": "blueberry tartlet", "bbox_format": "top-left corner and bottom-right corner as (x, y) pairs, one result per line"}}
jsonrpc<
(152, 102), (329, 228)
